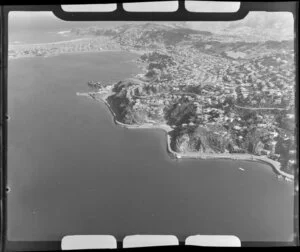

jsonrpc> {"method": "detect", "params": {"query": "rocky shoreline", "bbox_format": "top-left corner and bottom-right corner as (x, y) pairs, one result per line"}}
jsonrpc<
(78, 89), (294, 181)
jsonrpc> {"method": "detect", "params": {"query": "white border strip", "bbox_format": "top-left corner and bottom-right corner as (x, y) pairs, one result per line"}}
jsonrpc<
(123, 235), (179, 248)
(185, 235), (241, 247)
(61, 235), (117, 250)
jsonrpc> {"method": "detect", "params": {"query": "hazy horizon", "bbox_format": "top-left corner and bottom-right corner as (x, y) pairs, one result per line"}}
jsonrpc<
(9, 10), (294, 33)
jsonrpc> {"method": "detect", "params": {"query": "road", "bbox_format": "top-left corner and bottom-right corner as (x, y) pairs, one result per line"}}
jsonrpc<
(235, 104), (289, 111)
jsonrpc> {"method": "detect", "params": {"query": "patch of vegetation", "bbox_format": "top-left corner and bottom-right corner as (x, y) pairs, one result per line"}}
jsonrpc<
(164, 101), (197, 126)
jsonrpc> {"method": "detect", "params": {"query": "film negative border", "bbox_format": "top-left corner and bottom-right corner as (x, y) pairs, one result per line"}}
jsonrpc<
(0, 1), (299, 251)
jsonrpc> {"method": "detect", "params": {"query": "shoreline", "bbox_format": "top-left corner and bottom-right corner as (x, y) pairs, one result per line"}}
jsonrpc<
(8, 49), (128, 60)
(8, 44), (145, 60)
(9, 37), (92, 47)
(79, 90), (294, 181)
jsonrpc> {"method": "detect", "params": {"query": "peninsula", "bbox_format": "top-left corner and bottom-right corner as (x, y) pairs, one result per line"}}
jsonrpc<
(71, 22), (295, 180)
(80, 53), (294, 182)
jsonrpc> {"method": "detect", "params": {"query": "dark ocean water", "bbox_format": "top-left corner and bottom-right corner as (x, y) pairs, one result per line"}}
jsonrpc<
(7, 52), (294, 242)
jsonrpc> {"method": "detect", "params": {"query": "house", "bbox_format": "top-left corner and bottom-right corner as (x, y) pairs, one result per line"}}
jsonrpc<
(287, 114), (295, 119)
(274, 98), (281, 105)
(257, 123), (267, 128)
(233, 125), (242, 130)
(288, 159), (296, 165)
(261, 149), (271, 156)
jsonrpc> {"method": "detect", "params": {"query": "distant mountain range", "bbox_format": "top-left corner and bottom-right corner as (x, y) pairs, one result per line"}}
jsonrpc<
(71, 11), (294, 45)
(68, 17), (294, 60)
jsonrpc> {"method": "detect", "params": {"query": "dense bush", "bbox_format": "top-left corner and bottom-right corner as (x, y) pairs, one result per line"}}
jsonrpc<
(164, 101), (197, 126)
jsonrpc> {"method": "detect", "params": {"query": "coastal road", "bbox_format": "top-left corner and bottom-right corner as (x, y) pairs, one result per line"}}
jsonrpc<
(235, 104), (289, 111)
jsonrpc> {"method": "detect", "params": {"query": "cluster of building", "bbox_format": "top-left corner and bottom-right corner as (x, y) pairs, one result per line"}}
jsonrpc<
(8, 37), (121, 59)
(224, 52), (295, 109)
(118, 41), (295, 172)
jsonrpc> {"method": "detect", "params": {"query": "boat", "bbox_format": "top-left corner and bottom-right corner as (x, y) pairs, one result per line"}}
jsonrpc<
(277, 175), (283, 180)
(238, 167), (245, 171)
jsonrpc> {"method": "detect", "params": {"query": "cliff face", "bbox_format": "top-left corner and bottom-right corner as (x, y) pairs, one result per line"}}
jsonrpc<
(108, 78), (149, 124)
(174, 132), (216, 154)
(170, 125), (234, 154)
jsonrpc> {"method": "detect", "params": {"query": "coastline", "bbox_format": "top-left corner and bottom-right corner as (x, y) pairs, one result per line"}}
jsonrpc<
(8, 42), (146, 60)
(8, 49), (131, 60)
(15, 36), (293, 181)
(10, 37), (92, 47)
(79, 90), (294, 181)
